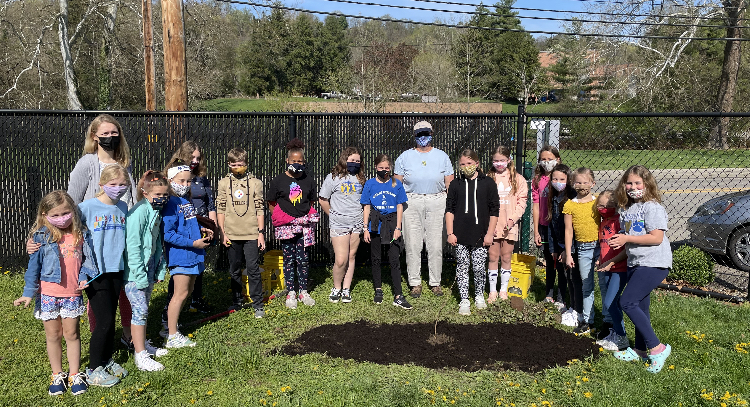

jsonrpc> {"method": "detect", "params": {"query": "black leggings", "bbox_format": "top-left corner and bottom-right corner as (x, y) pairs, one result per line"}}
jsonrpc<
(563, 252), (583, 313)
(85, 272), (123, 369)
(370, 234), (403, 297)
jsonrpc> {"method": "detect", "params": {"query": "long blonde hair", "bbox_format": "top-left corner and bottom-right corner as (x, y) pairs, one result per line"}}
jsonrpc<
(28, 191), (84, 244)
(487, 145), (519, 195)
(95, 164), (130, 197)
(83, 114), (131, 169)
(615, 165), (661, 209)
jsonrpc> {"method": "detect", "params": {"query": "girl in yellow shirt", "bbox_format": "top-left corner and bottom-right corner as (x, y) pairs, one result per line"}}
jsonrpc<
(563, 168), (600, 335)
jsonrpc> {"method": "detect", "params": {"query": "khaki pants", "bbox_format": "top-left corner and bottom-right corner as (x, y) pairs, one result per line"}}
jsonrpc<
(402, 192), (446, 287)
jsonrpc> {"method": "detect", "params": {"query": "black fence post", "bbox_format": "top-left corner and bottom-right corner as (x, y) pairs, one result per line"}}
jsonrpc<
(289, 113), (297, 141)
(515, 106), (528, 252)
(27, 165), (41, 224)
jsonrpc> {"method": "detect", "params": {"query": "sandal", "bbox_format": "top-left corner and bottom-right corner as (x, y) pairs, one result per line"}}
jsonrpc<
(614, 347), (648, 362)
(488, 291), (498, 304)
(645, 344), (672, 374)
(499, 291), (508, 300)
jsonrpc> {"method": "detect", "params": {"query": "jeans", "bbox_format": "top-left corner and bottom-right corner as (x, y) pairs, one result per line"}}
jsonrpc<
(575, 241), (600, 324)
(402, 192), (446, 287)
(620, 266), (669, 351)
(599, 271), (627, 336)
(228, 240), (262, 309)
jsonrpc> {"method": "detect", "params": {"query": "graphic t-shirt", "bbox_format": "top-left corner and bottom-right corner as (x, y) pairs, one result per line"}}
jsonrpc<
(598, 216), (626, 272)
(266, 172), (317, 218)
(319, 173), (364, 230)
(533, 174), (550, 226)
(79, 198), (128, 273)
(394, 148), (454, 194)
(619, 201), (672, 268)
(40, 234), (83, 297)
(360, 178), (408, 233)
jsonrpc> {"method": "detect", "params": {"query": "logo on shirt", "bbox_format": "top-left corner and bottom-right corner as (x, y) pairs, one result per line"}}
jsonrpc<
(373, 190), (397, 211)
(289, 182), (302, 205)
(622, 208), (645, 235)
(233, 189), (245, 199)
(59, 238), (82, 261)
(339, 180), (360, 195)
(91, 214), (126, 232)
(497, 181), (511, 205)
(178, 203), (197, 220)
(421, 161), (426, 166)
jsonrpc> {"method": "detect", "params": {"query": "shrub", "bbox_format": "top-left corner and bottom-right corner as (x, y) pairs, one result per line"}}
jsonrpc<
(669, 246), (715, 287)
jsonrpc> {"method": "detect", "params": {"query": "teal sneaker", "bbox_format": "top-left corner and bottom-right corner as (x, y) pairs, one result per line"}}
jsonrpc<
(614, 347), (648, 362)
(68, 372), (88, 395)
(105, 358), (128, 378)
(645, 344), (672, 374)
(86, 366), (120, 387)
(48, 372), (68, 395)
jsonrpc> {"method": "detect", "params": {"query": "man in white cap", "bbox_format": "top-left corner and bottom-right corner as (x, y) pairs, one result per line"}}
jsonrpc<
(393, 121), (454, 298)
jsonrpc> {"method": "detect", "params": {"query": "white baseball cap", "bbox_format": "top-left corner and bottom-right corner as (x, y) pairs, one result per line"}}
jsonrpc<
(413, 121), (433, 134)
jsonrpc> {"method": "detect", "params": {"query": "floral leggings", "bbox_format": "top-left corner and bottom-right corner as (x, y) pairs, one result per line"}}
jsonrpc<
(456, 244), (488, 300)
(282, 234), (309, 292)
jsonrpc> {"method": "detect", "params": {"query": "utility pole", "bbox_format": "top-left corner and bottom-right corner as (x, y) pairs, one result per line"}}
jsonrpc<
(143, 0), (156, 110)
(161, 0), (187, 111)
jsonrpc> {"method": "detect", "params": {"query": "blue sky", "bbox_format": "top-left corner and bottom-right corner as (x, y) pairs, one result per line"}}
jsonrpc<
(278, 0), (588, 36)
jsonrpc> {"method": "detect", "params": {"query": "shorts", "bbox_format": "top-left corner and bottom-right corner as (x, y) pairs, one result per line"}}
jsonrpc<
(330, 224), (363, 237)
(169, 263), (205, 275)
(124, 281), (154, 326)
(34, 294), (85, 321)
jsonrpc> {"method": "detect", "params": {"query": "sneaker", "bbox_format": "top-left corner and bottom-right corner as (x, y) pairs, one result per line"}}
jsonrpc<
(85, 366), (120, 387)
(374, 289), (384, 304)
(48, 372), (68, 395)
(254, 308), (266, 318)
(189, 298), (212, 313)
(645, 344), (672, 374)
(597, 323), (614, 340)
(299, 290), (316, 306)
(120, 336), (134, 353)
(145, 339), (169, 357)
(597, 330), (630, 352)
(573, 321), (591, 336)
(135, 350), (164, 372)
(614, 347), (649, 362)
(228, 299), (253, 311)
(554, 302), (567, 313)
(165, 332), (197, 349)
(561, 310), (579, 327)
(329, 288), (341, 303)
(68, 372), (88, 395)
(475, 295), (487, 310)
(105, 359), (128, 378)
(341, 288), (352, 303)
(430, 285), (444, 296)
(286, 290), (298, 309)
(458, 299), (471, 315)
(542, 297), (555, 303)
(409, 285), (422, 298)
(392, 295), (413, 310)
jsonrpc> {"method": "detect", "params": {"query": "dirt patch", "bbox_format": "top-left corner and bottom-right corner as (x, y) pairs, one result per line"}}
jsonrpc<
(281, 320), (601, 373)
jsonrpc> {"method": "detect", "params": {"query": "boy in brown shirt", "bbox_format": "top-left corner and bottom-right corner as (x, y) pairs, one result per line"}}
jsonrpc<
(217, 148), (266, 317)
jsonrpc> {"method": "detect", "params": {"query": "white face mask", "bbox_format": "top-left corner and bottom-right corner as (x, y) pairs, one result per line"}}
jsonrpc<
(171, 182), (190, 197)
(627, 188), (645, 199)
(540, 160), (557, 173)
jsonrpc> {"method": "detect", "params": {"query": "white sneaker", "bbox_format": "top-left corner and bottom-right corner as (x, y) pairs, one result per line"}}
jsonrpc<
(475, 295), (487, 310)
(561, 310), (579, 327)
(165, 332), (196, 348)
(596, 329), (615, 347)
(458, 299), (471, 315)
(135, 350), (165, 371)
(597, 330), (629, 351)
(298, 290), (315, 306)
(145, 339), (168, 357)
(286, 290), (298, 309)
(554, 302), (567, 313)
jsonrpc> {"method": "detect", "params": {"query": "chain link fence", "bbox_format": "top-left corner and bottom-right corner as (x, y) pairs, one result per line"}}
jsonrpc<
(1, 110), (748, 296)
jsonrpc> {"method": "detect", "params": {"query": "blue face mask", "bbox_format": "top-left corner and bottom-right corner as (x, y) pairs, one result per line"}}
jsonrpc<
(288, 163), (306, 174)
(150, 195), (168, 211)
(346, 162), (361, 175)
(415, 135), (432, 147)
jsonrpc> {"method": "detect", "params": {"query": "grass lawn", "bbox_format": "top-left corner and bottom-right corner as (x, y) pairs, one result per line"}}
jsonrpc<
(1, 262), (749, 407)
(521, 149), (750, 170)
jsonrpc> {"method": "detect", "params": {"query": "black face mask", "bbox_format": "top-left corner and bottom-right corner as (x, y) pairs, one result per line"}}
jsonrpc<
(288, 163), (306, 174)
(150, 196), (168, 211)
(377, 170), (389, 179)
(97, 136), (120, 151)
(346, 162), (361, 175)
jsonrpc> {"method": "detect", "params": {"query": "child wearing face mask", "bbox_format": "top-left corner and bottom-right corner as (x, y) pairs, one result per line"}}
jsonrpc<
(446, 150), (499, 316)
(609, 165), (672, 373)
(162, 161), (213, 349)
(361, 154), (411, 309)
(546, 164), (579, 327)
(267, 138), (319, 309)
(532, 146), (564, 305)
(486, 145), (527, 302)
(563, 167), (600, 336)
(217, 148), (266, 316)
(123, 171), (170, 371)
(593, 190), (629, 352)
(77, 164), (131, 386)
(14, 191), (97, 396)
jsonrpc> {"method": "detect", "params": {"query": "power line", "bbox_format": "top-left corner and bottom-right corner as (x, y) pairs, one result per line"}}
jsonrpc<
(409, 0), (745, 22)
(317, 0), (748, 29)
(213, 0), (750, 41)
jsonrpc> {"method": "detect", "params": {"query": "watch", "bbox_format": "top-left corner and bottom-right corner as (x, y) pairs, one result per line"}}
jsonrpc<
(395, 227), (402, 231)
(258, 229), (265, 235)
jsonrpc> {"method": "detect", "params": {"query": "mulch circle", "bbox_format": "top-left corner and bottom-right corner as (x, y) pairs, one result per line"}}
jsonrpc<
(281, 320), (602, 373)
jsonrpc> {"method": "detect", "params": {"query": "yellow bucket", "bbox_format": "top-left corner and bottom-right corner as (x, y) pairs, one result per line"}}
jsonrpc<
(241, 250), (286, 301)
(508, 253), (536, 299)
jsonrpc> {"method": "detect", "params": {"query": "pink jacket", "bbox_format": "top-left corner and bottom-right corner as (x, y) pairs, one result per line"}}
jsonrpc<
(492, 171), (528, 241)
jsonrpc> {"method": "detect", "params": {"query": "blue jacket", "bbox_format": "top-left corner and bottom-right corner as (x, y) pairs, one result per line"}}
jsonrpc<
(162, 196), (205, 268)
(22, 227), (99, 298)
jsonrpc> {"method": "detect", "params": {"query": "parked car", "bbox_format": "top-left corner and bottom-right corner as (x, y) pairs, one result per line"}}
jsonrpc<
(687, 189), (750, 272)
(321, 91), (347, 100)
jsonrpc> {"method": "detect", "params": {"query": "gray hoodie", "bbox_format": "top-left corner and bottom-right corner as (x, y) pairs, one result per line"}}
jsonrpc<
(67, 153), (138, 208)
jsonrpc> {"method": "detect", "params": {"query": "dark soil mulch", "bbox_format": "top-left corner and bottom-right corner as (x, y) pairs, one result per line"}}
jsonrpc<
(281, 320), (601, 373)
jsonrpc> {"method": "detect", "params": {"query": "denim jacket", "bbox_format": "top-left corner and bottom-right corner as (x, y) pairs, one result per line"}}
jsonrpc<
(22, 227), (99, 298)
